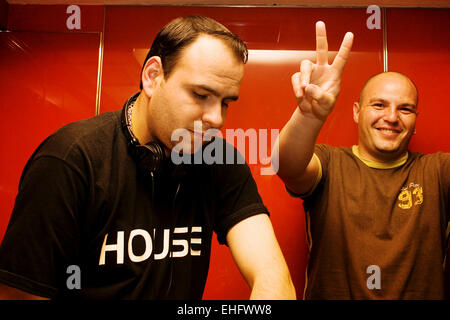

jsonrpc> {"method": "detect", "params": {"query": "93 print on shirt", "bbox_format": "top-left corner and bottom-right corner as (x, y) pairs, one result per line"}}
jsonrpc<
(176, 303), (272, 318)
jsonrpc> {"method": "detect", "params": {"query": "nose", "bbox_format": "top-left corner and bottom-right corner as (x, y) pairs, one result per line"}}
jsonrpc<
(202, 102), (224, 129)
(383, 105), (399, 123)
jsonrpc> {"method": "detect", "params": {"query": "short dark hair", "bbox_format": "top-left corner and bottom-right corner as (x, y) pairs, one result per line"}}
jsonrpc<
(139, 15), (248, 89)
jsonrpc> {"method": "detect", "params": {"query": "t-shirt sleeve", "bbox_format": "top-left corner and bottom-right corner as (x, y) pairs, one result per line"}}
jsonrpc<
(211, 141), (269, 245)
(0, 155), (87, 298)
(285, 144), (330, 199)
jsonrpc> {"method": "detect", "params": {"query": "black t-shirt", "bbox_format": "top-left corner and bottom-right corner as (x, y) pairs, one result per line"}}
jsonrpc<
(0, 109), (268, 299)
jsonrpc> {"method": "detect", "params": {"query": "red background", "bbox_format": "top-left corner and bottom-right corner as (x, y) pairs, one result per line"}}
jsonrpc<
(0, 4), (448, 299)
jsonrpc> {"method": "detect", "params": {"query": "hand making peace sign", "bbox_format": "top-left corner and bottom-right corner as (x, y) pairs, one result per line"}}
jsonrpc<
(291, 21), (354, 122)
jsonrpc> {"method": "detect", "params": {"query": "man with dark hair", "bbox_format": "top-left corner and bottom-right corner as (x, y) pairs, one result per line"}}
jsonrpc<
(139, 15), (248, 89)
(274, 22), (449, 299)
(0, 16), (295, 299)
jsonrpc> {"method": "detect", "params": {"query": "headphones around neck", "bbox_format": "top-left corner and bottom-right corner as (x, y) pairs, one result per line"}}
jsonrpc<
(121, 92), (166, 177)
(120, 93), (192, 299)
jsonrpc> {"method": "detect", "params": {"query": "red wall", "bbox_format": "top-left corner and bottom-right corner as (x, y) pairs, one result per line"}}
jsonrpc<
(0, 5), (448, 299)
(386, 8), (450, 296)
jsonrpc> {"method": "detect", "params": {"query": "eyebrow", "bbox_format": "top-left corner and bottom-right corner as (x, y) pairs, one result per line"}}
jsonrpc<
(194, 84), (239, 102)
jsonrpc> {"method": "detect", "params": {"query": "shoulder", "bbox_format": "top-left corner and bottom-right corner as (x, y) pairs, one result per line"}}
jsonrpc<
(314, 144), (354, 166)
(407, 152), (450, 197)
(33, 110), (122, 161)
(412, 151), (450, 160)
(52, 110), (121, 148)
(19, 110), (123, 183)
(408, 151), (450, 172)
(408, 150), (449, 164)
(315, 144), (352, 156)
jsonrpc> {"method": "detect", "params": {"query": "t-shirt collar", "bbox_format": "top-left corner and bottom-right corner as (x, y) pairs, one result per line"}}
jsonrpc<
(352, 145), (408, 169)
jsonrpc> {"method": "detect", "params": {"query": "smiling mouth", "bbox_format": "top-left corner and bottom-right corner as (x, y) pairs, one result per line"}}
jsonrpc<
(375, 127), (402, 134)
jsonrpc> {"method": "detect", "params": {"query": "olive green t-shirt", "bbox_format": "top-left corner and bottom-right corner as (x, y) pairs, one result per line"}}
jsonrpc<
(298, 144), (450, 299)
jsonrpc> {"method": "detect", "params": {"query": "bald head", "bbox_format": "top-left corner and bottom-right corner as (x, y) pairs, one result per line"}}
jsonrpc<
(358, 72), (418, 106)
(353, 71), (419, 163)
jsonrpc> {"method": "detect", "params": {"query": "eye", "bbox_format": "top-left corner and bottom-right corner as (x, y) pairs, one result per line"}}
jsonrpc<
(193, 92), (208, 100)
(371, 103), (384, 110)
(399, 107), (416, 115)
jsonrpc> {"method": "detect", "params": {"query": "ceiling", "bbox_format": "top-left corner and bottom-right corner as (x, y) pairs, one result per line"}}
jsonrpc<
(5, 0), (450, 8)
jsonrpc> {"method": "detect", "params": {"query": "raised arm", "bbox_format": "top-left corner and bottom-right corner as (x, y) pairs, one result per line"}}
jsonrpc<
(272, 21), (353, 194)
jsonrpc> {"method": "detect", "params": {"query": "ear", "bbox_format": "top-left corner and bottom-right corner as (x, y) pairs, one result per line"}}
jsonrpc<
(353, 102), (360, 124)
(141, 56), (164, 98)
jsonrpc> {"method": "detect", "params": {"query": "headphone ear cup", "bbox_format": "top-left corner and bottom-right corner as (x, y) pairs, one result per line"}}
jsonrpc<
(121, 93), (166, 176)
(134, 142), (165, 175)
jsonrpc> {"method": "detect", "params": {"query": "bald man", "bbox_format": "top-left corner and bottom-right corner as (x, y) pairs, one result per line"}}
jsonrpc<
(273, 24), (450, 300)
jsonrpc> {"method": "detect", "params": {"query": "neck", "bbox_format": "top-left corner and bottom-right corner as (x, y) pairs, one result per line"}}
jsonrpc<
(360, 145), (406, 163)
(130, 92), (170, 157)
(131, 92), (153, 145)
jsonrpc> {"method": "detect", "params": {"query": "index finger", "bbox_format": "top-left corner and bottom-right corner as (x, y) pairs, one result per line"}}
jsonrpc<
(315, 21), (329, 65)
(331, 31), (354, 71)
